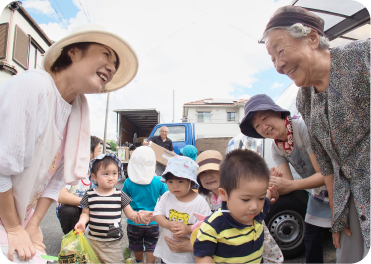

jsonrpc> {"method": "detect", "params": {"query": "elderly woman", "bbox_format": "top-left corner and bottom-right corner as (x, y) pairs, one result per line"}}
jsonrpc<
(240, 94), (331, 263)
(262, 5), (370, 263)
(0, 25), (138, 263)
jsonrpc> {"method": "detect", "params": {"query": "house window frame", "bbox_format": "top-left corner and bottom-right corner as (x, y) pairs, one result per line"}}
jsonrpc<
(197, 111), (211, 123)
(28, 37), (45, 70)
(227, 112), (236, 122)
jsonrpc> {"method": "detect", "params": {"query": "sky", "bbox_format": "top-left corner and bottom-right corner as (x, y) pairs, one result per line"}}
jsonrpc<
(1, 0), (370, 142)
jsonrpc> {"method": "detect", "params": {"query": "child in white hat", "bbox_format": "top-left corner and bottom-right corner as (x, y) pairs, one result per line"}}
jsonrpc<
(122, 146), (168, 264)
(153, 156), (211, 264)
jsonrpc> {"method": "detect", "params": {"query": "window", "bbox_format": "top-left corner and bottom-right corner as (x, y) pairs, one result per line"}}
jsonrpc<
(227, 112), (236, 121)
(154, 126), (186, 142)
(28, 38), (44, 70)
(197, 112), (211, 123)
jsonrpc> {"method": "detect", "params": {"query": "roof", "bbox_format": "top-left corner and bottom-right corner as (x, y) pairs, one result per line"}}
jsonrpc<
(184, 98), (249, 106)
(259, 0), (370, 47)
(113, 109), (159, 128)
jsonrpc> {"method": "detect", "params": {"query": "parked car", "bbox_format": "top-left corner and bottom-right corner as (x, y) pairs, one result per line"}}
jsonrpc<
(226, 83), (309, 258)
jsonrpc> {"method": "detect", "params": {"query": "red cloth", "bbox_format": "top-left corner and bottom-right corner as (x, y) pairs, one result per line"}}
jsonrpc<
(274, 115), (293, 154)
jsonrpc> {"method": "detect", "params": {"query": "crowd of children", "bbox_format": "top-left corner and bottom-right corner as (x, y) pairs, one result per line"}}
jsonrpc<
(71, 143), (282, 264)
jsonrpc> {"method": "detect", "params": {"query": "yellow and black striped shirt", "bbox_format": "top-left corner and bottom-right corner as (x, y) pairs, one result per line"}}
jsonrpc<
(193, 198), (269, 263)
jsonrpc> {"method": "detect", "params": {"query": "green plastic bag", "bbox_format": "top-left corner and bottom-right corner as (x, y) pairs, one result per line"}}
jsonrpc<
(58, 230), (100, 264)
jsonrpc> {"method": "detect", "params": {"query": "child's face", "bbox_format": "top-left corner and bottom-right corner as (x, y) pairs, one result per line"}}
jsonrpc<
(198, 170), (220, 192)
(91, 163), (119, 190)
(220, 178), (268, 225)
(166, 178), (191, 197)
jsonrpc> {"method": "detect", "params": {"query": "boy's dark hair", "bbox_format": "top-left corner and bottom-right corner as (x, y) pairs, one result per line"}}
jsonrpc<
(163, 173), (190, 182)
(91, 135), (102, 154)
(219, 149), (269, 196)
(91, 156), (118, 176)
(50, 42), (120, 73)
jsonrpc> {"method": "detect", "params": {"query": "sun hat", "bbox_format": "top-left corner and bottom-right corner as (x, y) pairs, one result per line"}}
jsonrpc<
(264, 5), (325, 36)
(89, 152), (122, 185)
(43, 24), (138, 93)
(239, 94), (290, 139)
(180, 145), (198, 161)
(196, 150), (222, 177)
(161, 156), (199, 189)
(127, 146), (156, 185)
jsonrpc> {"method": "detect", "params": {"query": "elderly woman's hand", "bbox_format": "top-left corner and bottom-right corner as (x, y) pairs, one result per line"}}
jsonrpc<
(164, 235), (193, 253)
(6, 225), (36, 262)
(270, 167), (283, 178)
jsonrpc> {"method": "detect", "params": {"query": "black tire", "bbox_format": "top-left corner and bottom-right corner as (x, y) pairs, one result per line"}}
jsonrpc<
(264, 191), (308, 259)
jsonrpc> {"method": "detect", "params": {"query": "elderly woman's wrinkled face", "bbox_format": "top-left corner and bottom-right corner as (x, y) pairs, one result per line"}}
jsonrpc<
(265, 29), (315, 87)
(251, 110), (287, 141)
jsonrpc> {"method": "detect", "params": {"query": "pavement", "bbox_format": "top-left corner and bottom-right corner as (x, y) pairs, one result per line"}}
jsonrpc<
(40, 178), (336, 263)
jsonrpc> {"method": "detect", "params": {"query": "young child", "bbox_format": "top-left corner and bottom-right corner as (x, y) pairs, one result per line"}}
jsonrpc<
(153, 156), (211, 263)
(74, 153), (152, 264)
(123, 146), (168, 264)
(194, 149), (276, 263)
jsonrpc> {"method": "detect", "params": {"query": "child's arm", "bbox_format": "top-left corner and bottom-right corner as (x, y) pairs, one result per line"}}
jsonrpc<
(171, 222), (192, 237)
(74, 208), (89, 233)
(195, 256), (214, 264)
(153, 215), (172, 230)
(123, 205), (141, 223)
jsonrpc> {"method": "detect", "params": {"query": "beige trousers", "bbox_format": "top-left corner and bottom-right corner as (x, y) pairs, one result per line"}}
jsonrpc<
(89, 237), (124, 264)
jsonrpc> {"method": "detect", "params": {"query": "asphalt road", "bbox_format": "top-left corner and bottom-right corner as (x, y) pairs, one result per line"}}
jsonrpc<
(40, 178), (336, 263)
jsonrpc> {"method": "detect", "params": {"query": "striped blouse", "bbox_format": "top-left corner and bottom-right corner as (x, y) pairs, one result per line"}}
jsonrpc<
(80, 188), (132, 242)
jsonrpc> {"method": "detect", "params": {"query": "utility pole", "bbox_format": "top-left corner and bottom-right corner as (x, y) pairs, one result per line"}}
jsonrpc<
(103, 93), (110, 153)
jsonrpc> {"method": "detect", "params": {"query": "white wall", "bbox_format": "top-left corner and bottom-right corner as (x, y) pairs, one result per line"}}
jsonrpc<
(186, 105), (243, 124)
(194, 122), (241, 138)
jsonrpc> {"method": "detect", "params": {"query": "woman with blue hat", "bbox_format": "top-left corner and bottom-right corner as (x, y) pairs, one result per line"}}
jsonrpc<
(239, 94), (331, 264)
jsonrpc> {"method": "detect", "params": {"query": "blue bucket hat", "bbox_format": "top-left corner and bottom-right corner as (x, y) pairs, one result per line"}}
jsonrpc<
(180, 145), (198, 161)
(161, 156), (199, 189)
(239, 94), (290, 139)
(89, 153), (123, 185)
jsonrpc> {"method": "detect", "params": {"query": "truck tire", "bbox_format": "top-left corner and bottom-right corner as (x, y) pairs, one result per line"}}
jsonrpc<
(264, 192), (307, 259)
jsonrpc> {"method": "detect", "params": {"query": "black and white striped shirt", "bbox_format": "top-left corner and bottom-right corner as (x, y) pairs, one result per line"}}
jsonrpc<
(80, 188), (131, 241)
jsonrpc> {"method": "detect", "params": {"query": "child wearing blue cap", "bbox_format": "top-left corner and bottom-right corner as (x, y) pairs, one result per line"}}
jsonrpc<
(153, 156), (211, 263)
(75, 153), (152, 264)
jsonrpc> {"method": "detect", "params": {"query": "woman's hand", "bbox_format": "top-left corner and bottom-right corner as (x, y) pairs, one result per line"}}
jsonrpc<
(333, 227), (352, 248)
(164, 236), (193, 253)
(269, 175), (294, 194)
(6, 225), (36, 262)
(170, 221), (189, 237)
(24, 223), (46, 254)
(270, 167), (283, 178)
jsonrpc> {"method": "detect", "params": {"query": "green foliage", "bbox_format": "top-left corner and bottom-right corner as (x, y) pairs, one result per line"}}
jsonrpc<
(107, 140), (117, 152)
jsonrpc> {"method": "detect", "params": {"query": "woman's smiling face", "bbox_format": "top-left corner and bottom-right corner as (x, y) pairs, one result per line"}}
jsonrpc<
(265, 29), (316, 88)
(251, 110), (287, 141)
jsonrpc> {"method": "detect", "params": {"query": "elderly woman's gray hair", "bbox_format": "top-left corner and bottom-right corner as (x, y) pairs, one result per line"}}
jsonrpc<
(263, 23), (330, 50)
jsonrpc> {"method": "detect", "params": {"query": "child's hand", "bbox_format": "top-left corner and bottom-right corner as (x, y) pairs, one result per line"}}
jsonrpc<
(267, 185), (279, 204)
(130, 212), (142, 224)
(74, 222), (86, 233)
(270, 166), (283, 178)
(138, 210), (154, 225)
(170, 221), (189, 237)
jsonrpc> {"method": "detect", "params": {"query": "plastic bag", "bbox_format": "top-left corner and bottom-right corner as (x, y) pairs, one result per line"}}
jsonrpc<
(58, 229), (100, 264)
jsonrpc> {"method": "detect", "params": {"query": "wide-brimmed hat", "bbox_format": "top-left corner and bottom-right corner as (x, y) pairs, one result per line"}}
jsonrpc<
(161, 156), (199, 189)
(180, 145), (198, 161)
(89, 153), (122, 185)
(196, 150), (222, 177)
(43, 24), (138, 93)
(128, 146), (156, 185)
(239, 94), (290, 139)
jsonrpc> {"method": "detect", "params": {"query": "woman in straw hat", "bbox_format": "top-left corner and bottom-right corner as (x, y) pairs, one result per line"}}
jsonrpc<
(0, 24), (138, 263)
(262, 5), (369, 263)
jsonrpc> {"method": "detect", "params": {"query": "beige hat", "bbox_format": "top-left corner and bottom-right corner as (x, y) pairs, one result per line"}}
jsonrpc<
(43, 24), (138, 93)
(196, 150), (223, 177)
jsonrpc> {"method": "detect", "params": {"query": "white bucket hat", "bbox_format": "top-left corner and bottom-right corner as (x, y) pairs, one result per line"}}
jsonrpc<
(43, 24), (138, 93)
(127, 146), (156, 185)
(161, 156), (199, 189)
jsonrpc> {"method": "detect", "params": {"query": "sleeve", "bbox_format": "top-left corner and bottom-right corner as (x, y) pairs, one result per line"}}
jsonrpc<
(153, 191), (169, 216)
(198, 197), (212, 217)
(121, 190), (132, 209)
(122, 179), (131, 197)
(297, 118), (313, 155)
(159, 178), (169, 195)
(271, 142), (287, 167)
(0, 174), (12, 192)
(193, 220), (218, 258)
(168, 139), (174, 151)
(80, 192), (90, 208)
(308, 133), (334, 176)
(0, 71), (49, 176)
(40, 160), (65, 202)
(256, 197), (271, 222)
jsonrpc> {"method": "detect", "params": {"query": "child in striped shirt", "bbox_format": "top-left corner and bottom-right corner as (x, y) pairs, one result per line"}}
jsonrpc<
(75, 153), (152, 264)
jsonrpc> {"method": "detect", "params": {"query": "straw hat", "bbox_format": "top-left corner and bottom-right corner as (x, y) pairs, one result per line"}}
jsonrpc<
(196, 150), (223, 177)
(43, 24), (138, 93)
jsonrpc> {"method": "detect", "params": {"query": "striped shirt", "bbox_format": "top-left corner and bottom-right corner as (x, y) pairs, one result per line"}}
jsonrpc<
(80, 188), (131, 241)
(193, 198), (269, 263)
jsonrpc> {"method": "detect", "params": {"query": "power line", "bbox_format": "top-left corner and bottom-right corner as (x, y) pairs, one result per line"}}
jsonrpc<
(48, 0), (70, 32)
(77, 0), (91, 23)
